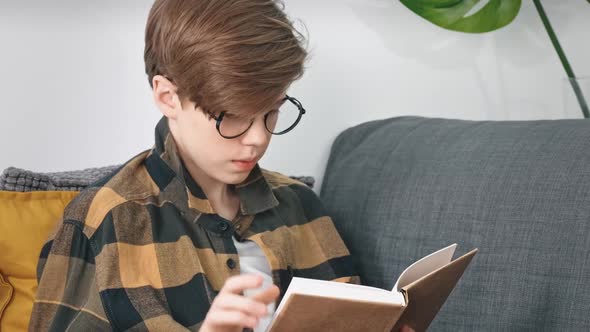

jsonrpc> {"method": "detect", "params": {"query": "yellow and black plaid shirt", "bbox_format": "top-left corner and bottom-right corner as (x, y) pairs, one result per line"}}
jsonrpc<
(30, 116), (360, 331)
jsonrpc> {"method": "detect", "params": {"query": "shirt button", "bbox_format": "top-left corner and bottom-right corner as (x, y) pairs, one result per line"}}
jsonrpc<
(226, 258), (236, 269)
(218, 221), (229, 232)
(235, 224), (241, 230)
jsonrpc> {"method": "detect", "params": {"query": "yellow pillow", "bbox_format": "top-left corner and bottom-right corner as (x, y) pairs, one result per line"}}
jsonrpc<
(0, 190), (79, 332)
(0, 272), (13, 320)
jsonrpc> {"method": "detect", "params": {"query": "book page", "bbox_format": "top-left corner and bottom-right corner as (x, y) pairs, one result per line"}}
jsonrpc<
(274, 277), (405, 318)
(392, 243), (457, 292)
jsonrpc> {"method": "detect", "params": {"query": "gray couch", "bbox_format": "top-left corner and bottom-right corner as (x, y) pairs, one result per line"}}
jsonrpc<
(6, 116), (589, 330)
(320, 116), (590, 331)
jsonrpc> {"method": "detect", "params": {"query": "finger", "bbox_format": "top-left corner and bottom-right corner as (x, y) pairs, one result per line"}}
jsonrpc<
(212, 293), (268, 317)
(220, 274), (264, 295)
(400, 325), (415, 332)
(251, 284), (280, 305)
(206, 309), (258, 329)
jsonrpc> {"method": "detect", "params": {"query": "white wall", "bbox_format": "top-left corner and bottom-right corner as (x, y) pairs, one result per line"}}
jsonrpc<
(1, 0), (589, 192)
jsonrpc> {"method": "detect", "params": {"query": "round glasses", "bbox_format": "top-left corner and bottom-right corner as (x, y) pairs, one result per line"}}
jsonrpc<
(203, 95), (306, 139)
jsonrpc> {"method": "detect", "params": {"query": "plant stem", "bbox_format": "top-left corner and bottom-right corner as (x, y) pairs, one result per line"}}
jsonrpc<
(533, 0), (589, 118)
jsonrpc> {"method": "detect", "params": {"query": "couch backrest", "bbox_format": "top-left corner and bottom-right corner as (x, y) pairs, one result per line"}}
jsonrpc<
(320, 116), (590, 331)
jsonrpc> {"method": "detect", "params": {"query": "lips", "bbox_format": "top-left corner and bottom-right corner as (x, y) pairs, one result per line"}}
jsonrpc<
(232, 158), (258, 171)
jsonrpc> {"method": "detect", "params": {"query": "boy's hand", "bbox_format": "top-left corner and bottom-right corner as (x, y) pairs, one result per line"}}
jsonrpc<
(399, 325), (415, 332)
(200, 274), (280, 332)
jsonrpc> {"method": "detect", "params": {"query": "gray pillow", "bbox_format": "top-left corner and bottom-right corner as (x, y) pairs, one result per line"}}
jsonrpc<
(0, 166), (314, 191)
(0, 166), (121, 191)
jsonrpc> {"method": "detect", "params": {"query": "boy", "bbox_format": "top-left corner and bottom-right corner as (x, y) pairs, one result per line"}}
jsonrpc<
(30, 1), (414, 331)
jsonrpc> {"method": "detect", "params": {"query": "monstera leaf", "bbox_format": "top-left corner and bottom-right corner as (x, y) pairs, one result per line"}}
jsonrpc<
(400, 0), (522, 33)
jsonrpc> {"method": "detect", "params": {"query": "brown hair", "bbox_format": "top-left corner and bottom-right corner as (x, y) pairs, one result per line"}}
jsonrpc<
(144, 0), (308, 117)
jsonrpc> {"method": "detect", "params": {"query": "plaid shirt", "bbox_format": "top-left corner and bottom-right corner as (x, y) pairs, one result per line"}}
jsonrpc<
(30, 116), (360, 331)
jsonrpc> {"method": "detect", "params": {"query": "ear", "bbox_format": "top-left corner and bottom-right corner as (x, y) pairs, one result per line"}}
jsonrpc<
(152, 75), (182, 120)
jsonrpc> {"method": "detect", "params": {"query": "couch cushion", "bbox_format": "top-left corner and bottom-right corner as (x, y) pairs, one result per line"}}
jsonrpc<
(0, 166), (120, 191)
(320, 116), (590, 331)
(0, 166), (316, 191)
(0, 191), (79, 332)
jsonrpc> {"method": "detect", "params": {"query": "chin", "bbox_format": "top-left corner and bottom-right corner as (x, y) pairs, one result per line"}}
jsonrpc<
(221, 172), (251, 185)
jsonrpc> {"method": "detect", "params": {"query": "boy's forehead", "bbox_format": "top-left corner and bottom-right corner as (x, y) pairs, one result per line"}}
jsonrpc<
(236, 92), (287, 114)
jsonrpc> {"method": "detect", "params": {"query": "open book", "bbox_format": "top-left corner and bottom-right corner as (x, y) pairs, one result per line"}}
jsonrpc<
(265, 244), (478, 332)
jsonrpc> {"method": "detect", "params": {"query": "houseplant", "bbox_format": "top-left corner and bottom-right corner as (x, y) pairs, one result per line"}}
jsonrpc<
(400, 0), (589, 118)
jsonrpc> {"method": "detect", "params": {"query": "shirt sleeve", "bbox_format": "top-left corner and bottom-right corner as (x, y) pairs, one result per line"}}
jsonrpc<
(293, 184), (363, 286)
(29, 220), (111, 331)
(30, 218), (196, 331)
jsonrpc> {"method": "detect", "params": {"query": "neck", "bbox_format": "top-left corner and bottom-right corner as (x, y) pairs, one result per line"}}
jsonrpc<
(184, 162), (233, 200)
(168, 127), (240, 219)
(182, 159), (240, 220)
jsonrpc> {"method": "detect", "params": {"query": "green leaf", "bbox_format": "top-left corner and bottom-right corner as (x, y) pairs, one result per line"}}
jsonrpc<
(400, 0), (522, 33)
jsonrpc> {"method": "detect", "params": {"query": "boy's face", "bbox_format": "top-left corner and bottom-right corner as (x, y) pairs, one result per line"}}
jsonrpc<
(164, 94), (294, 188)
(168, 94), (283, 186)
(152, 75), (287, 186)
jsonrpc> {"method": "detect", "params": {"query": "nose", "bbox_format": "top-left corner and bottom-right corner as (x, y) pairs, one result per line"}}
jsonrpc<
(239, 116), (270, 146)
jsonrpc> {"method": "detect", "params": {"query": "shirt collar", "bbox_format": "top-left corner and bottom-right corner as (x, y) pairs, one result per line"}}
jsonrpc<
(151, 116), (278, 216)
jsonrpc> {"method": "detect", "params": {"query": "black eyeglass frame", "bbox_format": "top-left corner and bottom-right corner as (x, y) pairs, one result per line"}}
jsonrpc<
(203, 95), (306, 139)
